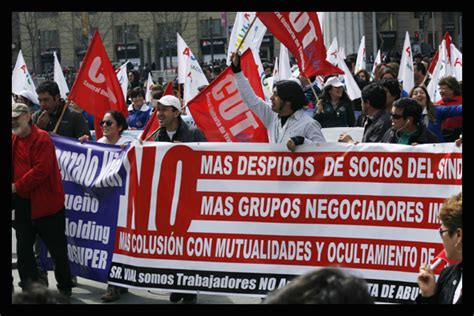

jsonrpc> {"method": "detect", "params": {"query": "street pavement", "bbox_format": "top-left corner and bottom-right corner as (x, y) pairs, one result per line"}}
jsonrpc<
(11, 228), (262, 304)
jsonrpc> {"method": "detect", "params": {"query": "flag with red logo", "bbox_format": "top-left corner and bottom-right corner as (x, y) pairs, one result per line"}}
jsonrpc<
(68, 31), (128, 139)
(256, 12), (343, 78)
(187, 51), (269, 142)
(139, 80), (175, 141)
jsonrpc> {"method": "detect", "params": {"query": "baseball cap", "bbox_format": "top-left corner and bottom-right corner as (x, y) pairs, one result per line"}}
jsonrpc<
(158, 95), (182, 112)
(12, 103), (30, 118)
(325, 76), (344, 88)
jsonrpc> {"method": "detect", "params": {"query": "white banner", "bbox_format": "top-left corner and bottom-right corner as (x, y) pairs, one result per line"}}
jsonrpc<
(107, 141), (461, 303)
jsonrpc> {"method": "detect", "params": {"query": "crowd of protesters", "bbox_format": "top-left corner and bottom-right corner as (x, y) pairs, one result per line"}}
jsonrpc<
(12, 43), (461, 304)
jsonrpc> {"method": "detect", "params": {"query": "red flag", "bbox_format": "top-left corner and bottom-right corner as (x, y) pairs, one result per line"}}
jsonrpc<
(256, 12), (343, 77)
(68, 31), (128, 139)
(187, 67), (269, 142)
(139, 80), (175, 141)
(427, 48), (439, 75)
(163, 80), (174, 96)
(431, 249), (460, 274)
(427, 32), (452, 75)
(240, 49), (265, 99)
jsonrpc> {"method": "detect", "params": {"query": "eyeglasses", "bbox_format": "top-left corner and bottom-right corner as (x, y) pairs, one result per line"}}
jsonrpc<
(439, 228), (450, 237)
(390, 113), (403, 120)
(100, 120), (114, 127)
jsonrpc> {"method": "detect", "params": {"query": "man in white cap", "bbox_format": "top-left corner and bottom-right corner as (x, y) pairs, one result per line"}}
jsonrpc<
(152, 95), (206, 143)
(12, 103), (74, 298)
(151, 95), (206, 304)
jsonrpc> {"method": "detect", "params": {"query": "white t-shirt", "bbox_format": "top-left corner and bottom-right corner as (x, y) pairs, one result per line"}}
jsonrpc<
(97, 134), (135, 146)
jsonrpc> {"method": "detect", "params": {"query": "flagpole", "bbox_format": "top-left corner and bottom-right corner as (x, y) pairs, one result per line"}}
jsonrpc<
(305, 76), (319, 103)
(52, 99), (69, 134)
(235, 15), (258, 53)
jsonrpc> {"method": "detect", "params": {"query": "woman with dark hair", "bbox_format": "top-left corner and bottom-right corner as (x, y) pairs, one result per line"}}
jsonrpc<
(416, 192), (462, 304)
(263, 268), (374, 304)
(409, 85), (462, 142)
(313, 76), (355, 128)
(97, 110), (134, 146)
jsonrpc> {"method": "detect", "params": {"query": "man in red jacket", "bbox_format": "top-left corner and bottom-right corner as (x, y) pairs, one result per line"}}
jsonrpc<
(436, 76), (462, 142)
(12, 103), (73, 297)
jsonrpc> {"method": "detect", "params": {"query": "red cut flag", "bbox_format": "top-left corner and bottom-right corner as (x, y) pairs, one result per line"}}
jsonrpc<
(240, 48), (265, 99)
(256, 12), (343, 77)
(139, 80), (175, 141)
(68, 31), (128, 139)
(187, 67), (269, 143)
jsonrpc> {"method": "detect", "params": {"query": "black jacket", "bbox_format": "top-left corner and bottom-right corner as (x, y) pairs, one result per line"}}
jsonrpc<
(381, 124), (441, 144)
(154, 116), (207, 143)
(416, 262), (462, 304)
(361, 110), (392, 143)
(313, 97), (355, 128)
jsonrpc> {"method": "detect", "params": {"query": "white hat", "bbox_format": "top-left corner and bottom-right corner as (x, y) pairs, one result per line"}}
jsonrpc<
(18, 90), (39, 104)
(12, 103), (30, 118)
(325, 76), (344, 88)
(157, 95), (181, 112)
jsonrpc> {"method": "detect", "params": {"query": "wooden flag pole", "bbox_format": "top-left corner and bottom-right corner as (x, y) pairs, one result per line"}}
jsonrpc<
(235, 15), (258, 53)
(305, 76), (319, 103)
(52, 99), (69, 134)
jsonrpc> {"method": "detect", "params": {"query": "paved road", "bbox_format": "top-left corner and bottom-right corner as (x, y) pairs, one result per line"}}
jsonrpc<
(11, 228), (261, 304)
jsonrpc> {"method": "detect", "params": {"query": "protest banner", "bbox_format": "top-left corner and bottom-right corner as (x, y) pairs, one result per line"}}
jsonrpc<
(104, 141), (461, 303)
(40, 135), (130, 282)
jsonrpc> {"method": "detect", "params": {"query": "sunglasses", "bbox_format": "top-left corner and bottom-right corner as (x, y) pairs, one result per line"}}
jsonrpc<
(100, 120), (114, 127)
(439, 228), (450, 237)
(390, 113), (403, 120)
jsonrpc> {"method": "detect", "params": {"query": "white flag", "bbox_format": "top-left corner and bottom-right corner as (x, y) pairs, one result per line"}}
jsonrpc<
(398, 31), (414, 94)
(278, 44), (292, 81)
(326, 38), (339, 66)
(371, 49), (382, 79)
(116, 61), (129, 104)
(226, 12), (266, 65)
(339, 47), (346, 61)
(354, 36), (366, 74)
(145, 72), (154, 103)
(450, 44), (462, 82)
(337, 53), (361, 101)
(178, 33), (209, 104)
(264, 57), (278, 99)
(53, 52), (69, 99)
(12, 50), (38, 103)
(427, 40), (450, 102)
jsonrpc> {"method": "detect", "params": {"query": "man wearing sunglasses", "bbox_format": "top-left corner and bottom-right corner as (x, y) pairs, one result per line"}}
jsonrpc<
(381, 98), (440, 145)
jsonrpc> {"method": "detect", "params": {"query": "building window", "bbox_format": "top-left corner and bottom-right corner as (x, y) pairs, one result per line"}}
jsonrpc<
(200, 18), (223, 38)
(115, 24), (140, 44)
(377, 13), (396, 32)
(39, 30), (59, 51)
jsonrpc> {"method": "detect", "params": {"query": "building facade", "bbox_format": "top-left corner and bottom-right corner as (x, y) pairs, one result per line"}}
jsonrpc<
(12, 12), (462, 76)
